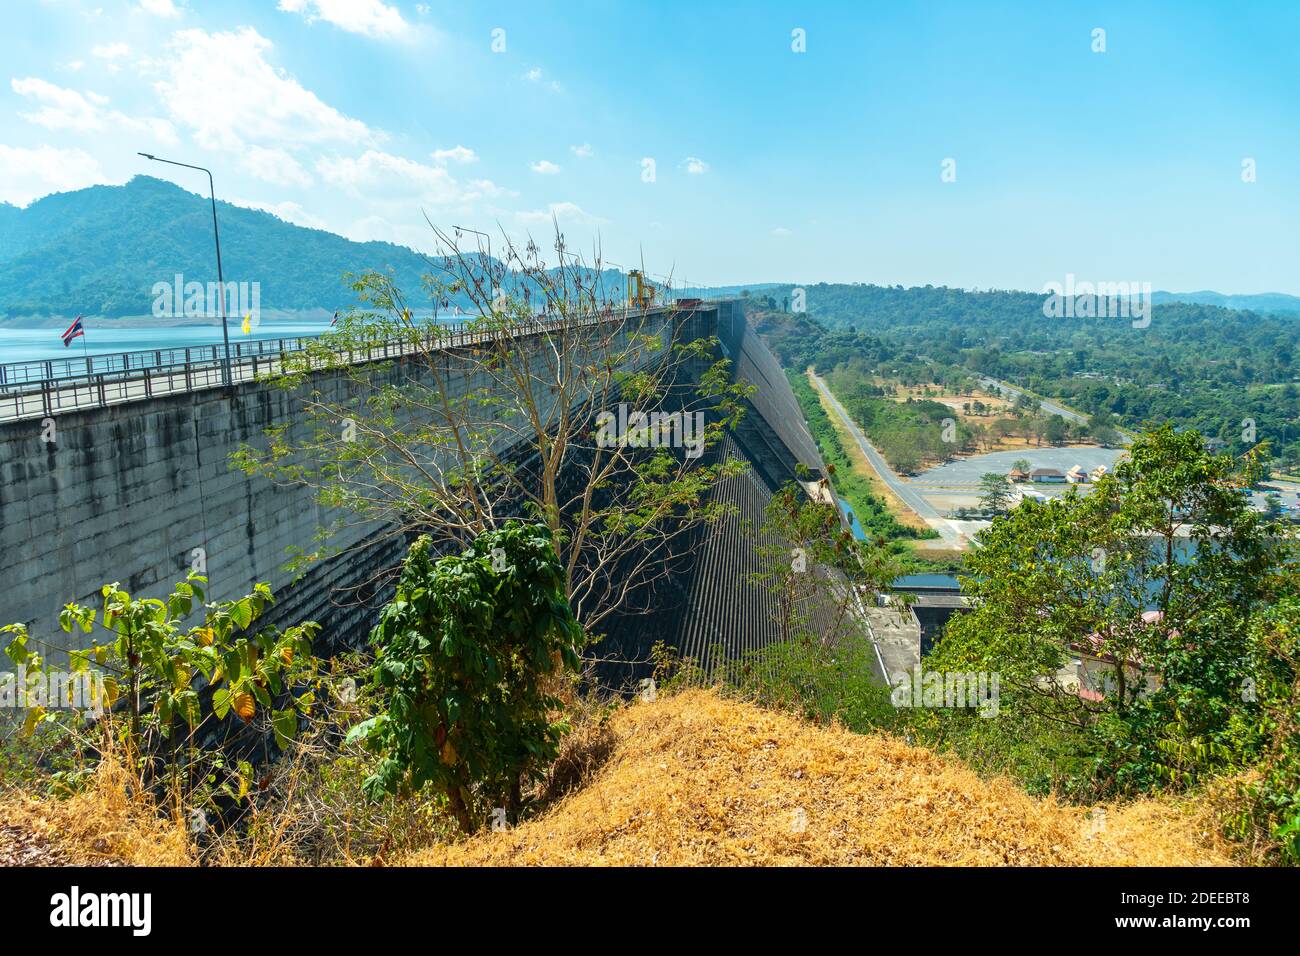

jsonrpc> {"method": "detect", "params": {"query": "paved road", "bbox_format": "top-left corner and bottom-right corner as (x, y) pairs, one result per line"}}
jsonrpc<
(809, 371), (966, 548)
(976, 376), (1087, 425)
(976, 375), (1134, 446)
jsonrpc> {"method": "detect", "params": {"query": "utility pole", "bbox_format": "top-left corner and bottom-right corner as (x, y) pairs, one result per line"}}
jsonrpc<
(138, 153), (232, 387)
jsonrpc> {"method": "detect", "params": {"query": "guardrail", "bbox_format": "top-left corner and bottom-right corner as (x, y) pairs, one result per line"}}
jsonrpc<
(0, 304), (686, 423)
(0, 335), (325, 389)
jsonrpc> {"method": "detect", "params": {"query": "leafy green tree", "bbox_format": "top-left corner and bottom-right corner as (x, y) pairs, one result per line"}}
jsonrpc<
(748, 483), (908, 648)
(1044, 414), (1070, 446)
(1235, 591), (1300, 862)
(930, 426), (1289, 796)
(978, 472), (1014, 515)
(236, 227), (750, 635)
(349, 522), (582, 832)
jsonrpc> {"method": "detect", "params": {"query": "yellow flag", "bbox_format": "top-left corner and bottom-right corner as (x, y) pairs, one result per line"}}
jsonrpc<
(241, 314), (252, 335)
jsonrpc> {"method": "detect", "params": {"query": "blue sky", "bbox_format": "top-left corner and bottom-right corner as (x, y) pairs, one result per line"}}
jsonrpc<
(3, 0), (1299, 293)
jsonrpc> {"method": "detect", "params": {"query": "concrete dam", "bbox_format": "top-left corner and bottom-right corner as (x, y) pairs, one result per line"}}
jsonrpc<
(0, 299), (845, 683)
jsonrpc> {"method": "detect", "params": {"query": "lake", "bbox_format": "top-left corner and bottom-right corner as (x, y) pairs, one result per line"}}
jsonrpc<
(0, 323), (334, 365)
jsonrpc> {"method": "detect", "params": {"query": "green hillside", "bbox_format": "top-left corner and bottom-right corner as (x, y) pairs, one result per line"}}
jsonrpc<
(0, 176), (437, 319)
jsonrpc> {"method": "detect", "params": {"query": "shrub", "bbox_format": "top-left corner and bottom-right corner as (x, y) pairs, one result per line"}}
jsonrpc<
(349, 521), (583, 832)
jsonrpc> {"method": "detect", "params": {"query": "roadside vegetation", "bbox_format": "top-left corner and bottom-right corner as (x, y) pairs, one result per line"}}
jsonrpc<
(786, 370), (937, 546)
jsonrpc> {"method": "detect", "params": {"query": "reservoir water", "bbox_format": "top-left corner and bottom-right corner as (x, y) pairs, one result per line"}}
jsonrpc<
(0, 323), (333, 365)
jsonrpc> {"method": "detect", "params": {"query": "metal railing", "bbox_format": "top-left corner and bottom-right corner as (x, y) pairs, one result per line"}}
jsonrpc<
(0, 304), (688, 423)
(0, 335), (323, 388)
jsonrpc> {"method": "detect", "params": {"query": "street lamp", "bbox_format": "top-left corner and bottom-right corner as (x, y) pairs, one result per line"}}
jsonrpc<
(450, 224), (497, 314)
(138, 153), (233, 387)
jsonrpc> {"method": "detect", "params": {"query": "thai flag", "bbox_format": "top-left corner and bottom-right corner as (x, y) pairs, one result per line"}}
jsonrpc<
(329, 312), (338, 327)
(61, 316), (84, 347)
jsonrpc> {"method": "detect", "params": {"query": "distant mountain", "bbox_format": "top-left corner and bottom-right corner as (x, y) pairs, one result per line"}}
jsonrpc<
(0, 176), (440, 321)
(3, 177), (1293, 323)
(1152, 290), (1300, 315)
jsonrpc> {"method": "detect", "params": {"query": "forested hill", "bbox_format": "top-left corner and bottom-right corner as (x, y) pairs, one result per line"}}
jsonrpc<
(745, 283), (1300, 472)
(0, 176), (437, 319)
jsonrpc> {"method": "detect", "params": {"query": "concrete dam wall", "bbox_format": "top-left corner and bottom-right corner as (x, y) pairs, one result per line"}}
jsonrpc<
(0, 309), (680, 659)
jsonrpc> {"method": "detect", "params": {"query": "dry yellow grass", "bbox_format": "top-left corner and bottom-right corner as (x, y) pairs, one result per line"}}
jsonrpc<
(404, 689), (1234, 867)
(0, 754), (193, 867)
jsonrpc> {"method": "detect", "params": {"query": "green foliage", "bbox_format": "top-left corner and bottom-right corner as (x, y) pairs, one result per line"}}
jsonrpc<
(3, 575), (320, 812)
(786, 369), (936, 543)
(726, 632), (898, 731)
(924, 427), (1299, 839)
(0, 177), (441, 318)
(350, 522), (583, 832)
(749, 482), (909, 648)
(978, 472), (1013, 515)
(755, 283), (1300, 473)
(1230, 594), (1300, 863)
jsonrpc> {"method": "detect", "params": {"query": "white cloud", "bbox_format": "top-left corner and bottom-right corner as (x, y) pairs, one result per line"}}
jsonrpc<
(516, 201), (605, 226)
(152, 27), (372, 179)
(683, 156), (709, 175)
(137, 0), (180, 17)
(64, 60), (86, 72)
(520, 66), (563, 92)
(12, 77), (102, 131)
(11, 77), (177, 144)
(317, 149), (501, 205)
(278, 0), (410, 41)
(342, 214), (435, 251)
(771, 227), (791, 236)
(467, 178), (511, 199)
(0, 144), (112, 207)
(530, 160), (561, 175)
(239, 145), (313, 187)
(92, 43), (130, 61)
(570, 143), (592, 158)
(431, 145), (476, 165)
(234, 198), (328, 230)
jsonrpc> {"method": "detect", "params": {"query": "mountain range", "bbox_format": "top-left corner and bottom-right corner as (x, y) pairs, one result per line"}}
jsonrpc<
(1, 176), (1297, 322)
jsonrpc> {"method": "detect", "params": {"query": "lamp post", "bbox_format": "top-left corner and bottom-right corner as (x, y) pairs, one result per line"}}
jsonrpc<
(451, 225), (495, 311)
(138, 153), (232, 387)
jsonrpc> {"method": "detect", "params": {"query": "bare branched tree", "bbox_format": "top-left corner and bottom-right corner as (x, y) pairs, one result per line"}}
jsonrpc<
(235, 222), (752, 637)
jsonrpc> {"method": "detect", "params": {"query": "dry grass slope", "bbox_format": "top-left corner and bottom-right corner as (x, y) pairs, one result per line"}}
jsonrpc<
(0, 756), (193, 867)
(1, 690), (1234, 866)
(406, 689), (1233, 867)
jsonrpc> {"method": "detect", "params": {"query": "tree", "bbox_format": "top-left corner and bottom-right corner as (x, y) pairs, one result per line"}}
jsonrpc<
(4, 575), (319, 809)
(1011, 457), (1031, 474)
(235, 225), (751, 635)
(350, 522), (582, 832)
(930, 426), (1289, 796)
(748, 482), (907, 648)
(1087, 411), (1122, 447)
(978, 472), (1014, 515)
(1044, 414), (1070, 446)
(1014, 391), (1040, 416)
